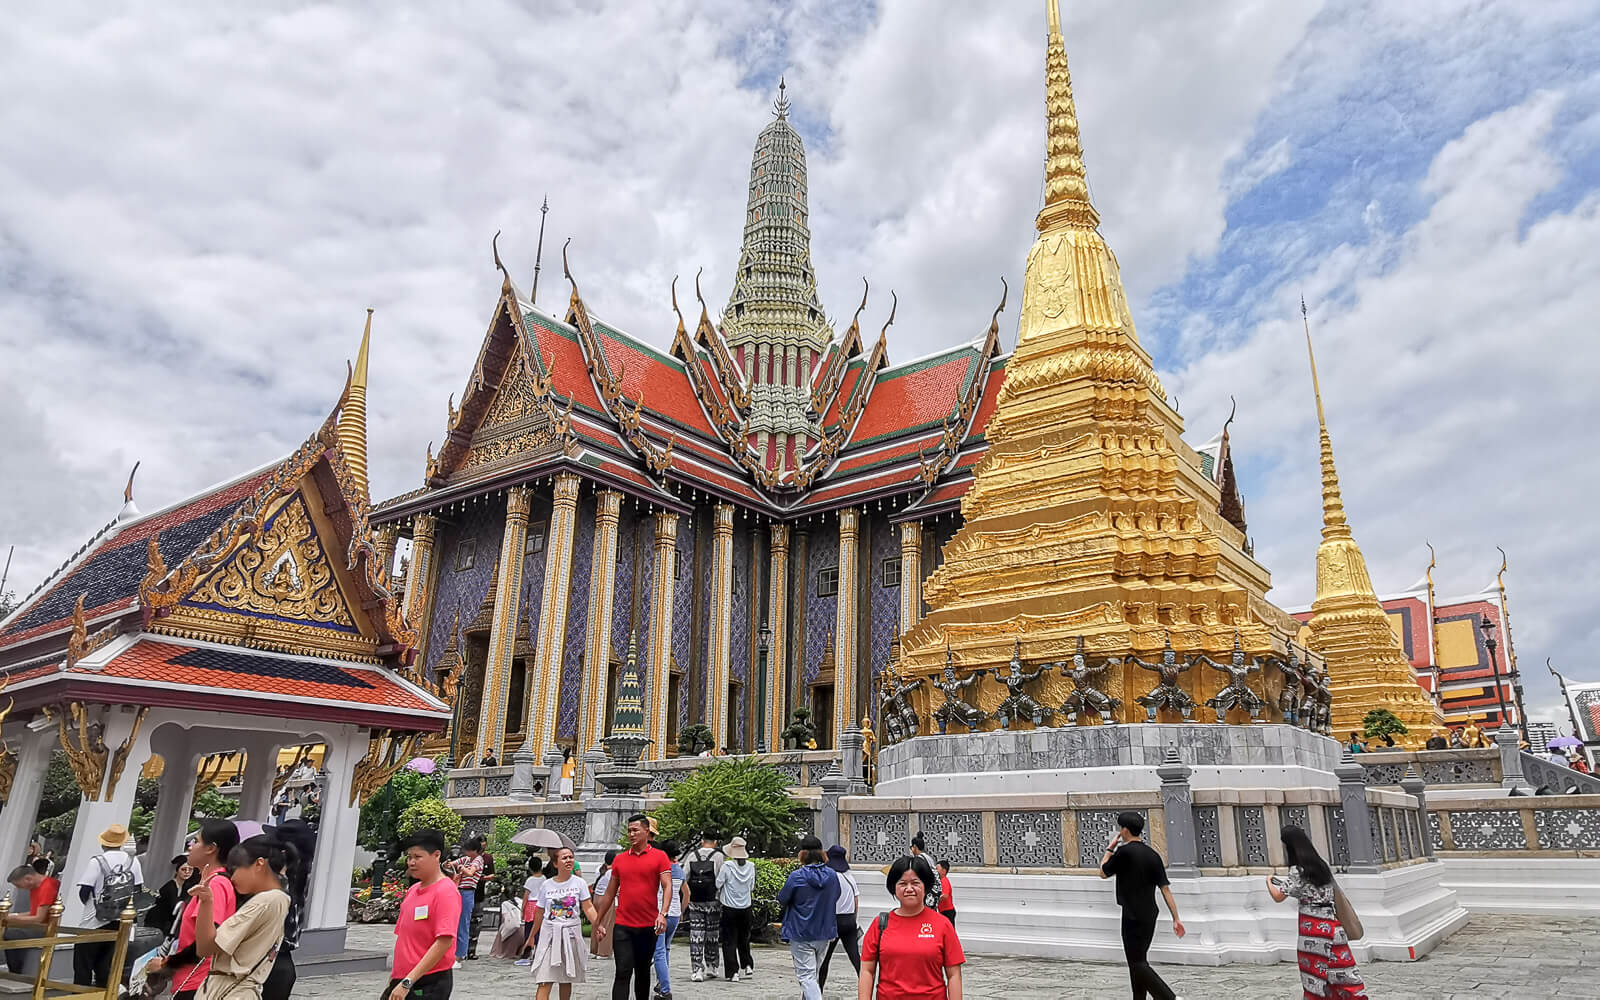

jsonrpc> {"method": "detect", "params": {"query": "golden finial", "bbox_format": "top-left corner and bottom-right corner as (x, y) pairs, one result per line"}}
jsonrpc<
(337, 308), (373, 500)
(1495, 545), (1518, 678)
(1302, 297), (1350, 540)
(1037, 0), (1098, 232)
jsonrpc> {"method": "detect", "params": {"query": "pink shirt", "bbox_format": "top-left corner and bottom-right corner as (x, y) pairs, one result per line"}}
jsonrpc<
(170, 871), (237, 993)
(393, 877), (461, 979)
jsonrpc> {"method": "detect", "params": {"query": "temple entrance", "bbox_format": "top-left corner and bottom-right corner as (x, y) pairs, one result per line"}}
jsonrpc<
(506, 658), (528, 744)
(811, 684), (833, 750)
(667, 674), (682, 753)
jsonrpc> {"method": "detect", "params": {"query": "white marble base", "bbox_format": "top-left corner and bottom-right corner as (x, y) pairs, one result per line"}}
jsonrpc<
(857, 860), (1466, 965)
(1438, 856), (1600, 916)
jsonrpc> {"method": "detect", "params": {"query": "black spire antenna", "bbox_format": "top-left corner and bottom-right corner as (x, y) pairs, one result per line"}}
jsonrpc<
(531, 194), (550, 305)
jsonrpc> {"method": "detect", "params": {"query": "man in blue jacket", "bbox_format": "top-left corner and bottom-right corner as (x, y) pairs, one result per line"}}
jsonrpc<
(778, 836), (840, 1000)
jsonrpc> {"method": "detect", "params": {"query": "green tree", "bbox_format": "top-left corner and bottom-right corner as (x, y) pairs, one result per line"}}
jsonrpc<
(358, 766), (445, 851)
(652, 757), (802, 856)
(397, 798), (463, 847)
(1362, 708), (1410, 744)
(677, 724), (715, 756)
(191, 786), (240, 819)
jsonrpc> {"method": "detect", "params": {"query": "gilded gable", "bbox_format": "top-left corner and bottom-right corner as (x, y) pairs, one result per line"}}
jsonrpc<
(455, 359), (558, 480)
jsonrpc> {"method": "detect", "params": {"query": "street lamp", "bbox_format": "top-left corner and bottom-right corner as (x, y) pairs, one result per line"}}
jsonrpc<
(1480, 615), (1511, 732)
(757, 622), (773, 754)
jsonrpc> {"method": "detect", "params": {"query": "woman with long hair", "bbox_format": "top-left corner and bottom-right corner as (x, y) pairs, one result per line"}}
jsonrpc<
(191, 835), (298, 1000)
(150, 820), (242, 1000)
(589, 850), (619, 959)
(1267, 825), (1368, 1000)
(521, 847), (598, 1000)
(858, 855), (963, 1000)
(260, 820), (316, 1000)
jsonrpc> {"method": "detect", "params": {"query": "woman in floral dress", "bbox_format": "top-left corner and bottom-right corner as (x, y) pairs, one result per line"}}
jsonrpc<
(1267, 826), (1369, 1000)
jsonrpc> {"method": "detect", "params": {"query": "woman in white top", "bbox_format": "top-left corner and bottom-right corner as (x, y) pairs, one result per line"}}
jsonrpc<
(817, 844), (860, 989)
(715, 837), (757, 981)
(522, 848), (597, 1000)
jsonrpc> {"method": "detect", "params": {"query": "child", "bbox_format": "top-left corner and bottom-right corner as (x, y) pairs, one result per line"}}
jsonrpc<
(936, 859), (957, 926)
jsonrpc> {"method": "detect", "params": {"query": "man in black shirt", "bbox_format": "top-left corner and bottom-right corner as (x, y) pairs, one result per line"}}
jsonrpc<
(1099, 811), (1186, 1000)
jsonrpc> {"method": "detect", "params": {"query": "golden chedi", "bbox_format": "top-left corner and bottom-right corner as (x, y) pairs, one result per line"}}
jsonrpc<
(895, 0), (1304, 727)
(1301, 310), (1443, 745)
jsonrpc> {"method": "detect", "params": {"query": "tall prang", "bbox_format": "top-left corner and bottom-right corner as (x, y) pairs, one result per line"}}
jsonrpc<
(1302, 309), (1443, 742)
(721, 79), (835, 473)
(895, 0), (1304, 724)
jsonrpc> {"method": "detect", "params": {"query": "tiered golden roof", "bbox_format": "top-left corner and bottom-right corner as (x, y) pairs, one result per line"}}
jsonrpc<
(1302, 310), (1443, 742)
(894, 0), (1300, 725)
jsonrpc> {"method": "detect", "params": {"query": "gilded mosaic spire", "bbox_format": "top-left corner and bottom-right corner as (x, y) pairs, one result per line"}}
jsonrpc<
(1038, 0), (1098, 232)
(1301, 303), (1442, 741)
(338, 308), (373, 498)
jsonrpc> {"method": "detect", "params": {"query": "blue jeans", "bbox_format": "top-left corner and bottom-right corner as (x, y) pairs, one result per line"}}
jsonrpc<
(652, 915), (679, 992)
(788, 939), (829, 1000)
(455, 887), (475, 959)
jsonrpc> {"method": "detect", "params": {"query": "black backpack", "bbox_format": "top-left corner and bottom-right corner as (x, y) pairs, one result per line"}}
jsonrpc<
(93, 854), (137, 925)
(686, 848), (722, 903)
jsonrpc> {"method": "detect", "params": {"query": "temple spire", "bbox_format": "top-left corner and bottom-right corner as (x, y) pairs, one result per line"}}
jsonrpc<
(1037, 0), (1099, 232)
(531, 195), (549, 305)
(338, 308), (373, 499)
(1302, 298), (1349, 541)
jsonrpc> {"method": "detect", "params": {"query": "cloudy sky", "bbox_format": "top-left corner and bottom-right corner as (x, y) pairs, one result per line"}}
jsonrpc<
(2, 1), (1595, 724)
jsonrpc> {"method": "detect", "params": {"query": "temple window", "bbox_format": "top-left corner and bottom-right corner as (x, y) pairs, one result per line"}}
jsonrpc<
(881, 558), (901, 588)
(818, 566), (839, 597)
(525, 522), (547, 555)
(454, 538), (476, 572)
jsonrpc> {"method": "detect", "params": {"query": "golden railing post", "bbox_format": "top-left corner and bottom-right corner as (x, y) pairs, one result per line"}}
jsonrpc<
(102, 904), (136, 1000)
(32, 901), (63, 1000)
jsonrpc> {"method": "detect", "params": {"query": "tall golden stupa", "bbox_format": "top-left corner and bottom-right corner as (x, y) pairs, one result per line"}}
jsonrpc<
(1302, 310), (1443, 740)
(895, 0), (1305, 725)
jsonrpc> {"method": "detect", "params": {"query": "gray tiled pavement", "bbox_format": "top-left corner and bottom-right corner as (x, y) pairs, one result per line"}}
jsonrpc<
(299, 913), (1598, 999)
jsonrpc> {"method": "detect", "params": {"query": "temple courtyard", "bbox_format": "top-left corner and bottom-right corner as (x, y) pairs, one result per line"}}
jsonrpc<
(297, 913), (1597, 999)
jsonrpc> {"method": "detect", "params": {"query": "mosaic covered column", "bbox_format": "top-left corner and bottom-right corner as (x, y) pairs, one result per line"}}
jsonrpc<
(766, 523), (790, 751)
(834, 507), (860, 747)
(577, 490), (623, 788)
(646, 511), (681, 761)
(522, 472), (582, 756)
(475, 486), (532, 760)
(374, 523), (400, 584)
(706, 504), (735, 749)
(404, 513), (438, 664)
(899, 521), (923, 634)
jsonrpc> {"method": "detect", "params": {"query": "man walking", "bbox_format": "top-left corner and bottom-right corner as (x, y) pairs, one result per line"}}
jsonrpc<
(1099, 812), (1186, 1000)
(682, 829), (724, 983)
(592, 814), (670, 1000)
(777, 836), (839, 1000)
(72, 824), (143, 988)
(385, 829), (460, 1000)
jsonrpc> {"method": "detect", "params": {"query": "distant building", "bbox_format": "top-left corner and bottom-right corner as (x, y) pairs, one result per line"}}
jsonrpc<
(1526, 721), (1558, 755)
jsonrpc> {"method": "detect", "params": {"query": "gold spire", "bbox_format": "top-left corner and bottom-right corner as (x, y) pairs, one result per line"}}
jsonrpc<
(1303, 299), (1349, 540)
(1038, 0), (1099, 232)
(338, 308), (373, 499)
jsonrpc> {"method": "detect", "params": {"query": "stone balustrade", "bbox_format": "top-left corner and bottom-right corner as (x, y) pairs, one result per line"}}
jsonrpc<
(1425, 793), (1600, 853)
(1355, 748), (1501, 787)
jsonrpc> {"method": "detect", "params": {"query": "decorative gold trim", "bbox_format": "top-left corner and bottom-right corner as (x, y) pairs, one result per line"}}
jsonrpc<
(350, 729), (424, 806)
(49, 703), (109, 801)
(105, 707), (149, 798)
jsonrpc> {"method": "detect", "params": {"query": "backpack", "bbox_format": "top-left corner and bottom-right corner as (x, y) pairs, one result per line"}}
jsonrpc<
(923, 876), (942, 912)
(686, 848), (722, 903)
(93, 853), (137, 925)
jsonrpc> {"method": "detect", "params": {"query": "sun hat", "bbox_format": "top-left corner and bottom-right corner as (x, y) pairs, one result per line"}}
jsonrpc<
(98, 824), (129, 849)
(725, 836), (750, 860)
(826, 844), (850, 873)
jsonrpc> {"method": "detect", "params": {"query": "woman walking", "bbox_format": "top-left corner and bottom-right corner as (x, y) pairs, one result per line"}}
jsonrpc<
(1267, 826), (1369, 1000)
(859, 855), (963, 1000)
(150, 820), (242, 1000)
(190, 834), (296, 1000)
(260, 818), (316, 1000)
(588, 850), (618, 960)
(715, 837), (756, 981)
(818, 845), (860, 989)
(651, 840), (687, 1000)
(522, 847), (598, 1000)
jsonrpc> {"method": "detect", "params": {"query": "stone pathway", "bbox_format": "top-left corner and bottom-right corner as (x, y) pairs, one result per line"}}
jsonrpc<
(300, 912), (1598, 999)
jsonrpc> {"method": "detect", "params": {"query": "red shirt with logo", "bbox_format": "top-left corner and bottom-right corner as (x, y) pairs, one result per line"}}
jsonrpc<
(609, 846), (671, 929)
(863, 908), (965, 999)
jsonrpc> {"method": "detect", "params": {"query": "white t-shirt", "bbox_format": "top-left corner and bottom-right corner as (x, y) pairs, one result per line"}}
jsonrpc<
(666, 866), (684, 918)
(535, 876), (591, 930)
(522, 875), (545, 920)
(74, 850), (143, 927)
(834, 871), (858, 915)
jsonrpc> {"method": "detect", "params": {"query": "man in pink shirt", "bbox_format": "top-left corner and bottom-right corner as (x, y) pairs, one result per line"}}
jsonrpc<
(385, 830), (461, 1000)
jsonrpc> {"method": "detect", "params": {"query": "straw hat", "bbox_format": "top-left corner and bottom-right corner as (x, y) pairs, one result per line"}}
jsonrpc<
(726, 836), (750, 860)
(98, 824), (129, 849)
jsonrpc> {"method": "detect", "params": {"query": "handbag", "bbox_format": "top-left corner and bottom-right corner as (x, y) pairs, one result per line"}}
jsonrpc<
(1331, 883), (1364, 940)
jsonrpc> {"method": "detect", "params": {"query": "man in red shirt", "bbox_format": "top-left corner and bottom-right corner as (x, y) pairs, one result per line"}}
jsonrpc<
(386, 829), (461, 1000)
(592, 814), (670, 1000)
(4, 859), (59, 975)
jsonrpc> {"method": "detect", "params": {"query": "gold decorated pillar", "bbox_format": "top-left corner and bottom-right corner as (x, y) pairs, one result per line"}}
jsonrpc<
(834, 508), (860, 748)
(766, 523), (790, 751)
(707, 504), (735, 749)
(521, 473), (582, 755)
(375, 523), (400, 585)
(476, 486), (533, 760)
(646, 511), (681, 760)
(404, 513), (438, 665)
(577, 490), (623, 785)
(898, 521), (923, 634)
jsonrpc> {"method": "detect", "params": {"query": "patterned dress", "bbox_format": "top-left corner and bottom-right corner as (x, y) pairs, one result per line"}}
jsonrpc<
(1282, 868), (1368, 1000)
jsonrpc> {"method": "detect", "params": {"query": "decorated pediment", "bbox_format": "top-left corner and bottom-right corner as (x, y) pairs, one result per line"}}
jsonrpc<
(454, 358), (560, 480)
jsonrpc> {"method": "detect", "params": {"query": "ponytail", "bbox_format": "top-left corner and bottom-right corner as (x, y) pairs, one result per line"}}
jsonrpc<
(230, 834), (302, 890)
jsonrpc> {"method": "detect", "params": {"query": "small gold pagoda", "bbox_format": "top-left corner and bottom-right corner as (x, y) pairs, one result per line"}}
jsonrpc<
(1301, 311), (1443, 742)
(894, 0), (1303, 725)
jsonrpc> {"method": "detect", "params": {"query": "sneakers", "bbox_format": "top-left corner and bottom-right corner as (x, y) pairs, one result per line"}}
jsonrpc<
(513, 958), (532, 967)
(742, 966), (755, 977)
(690, 972), (704, 983)
(726, 971), (741, 982)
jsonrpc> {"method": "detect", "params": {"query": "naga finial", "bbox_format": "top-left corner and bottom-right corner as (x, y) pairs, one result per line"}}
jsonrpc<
(123, 461), (140, 504)
(562, 236), (575, 284)
(879, 290), (898, 339)
(492, 229), (512, 288)
(989, 276), (1008, 333)
(670, 275), (686, 338)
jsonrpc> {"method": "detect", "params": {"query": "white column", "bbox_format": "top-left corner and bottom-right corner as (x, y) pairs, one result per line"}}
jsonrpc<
(144, 732), (200, 887)
(63, 708), (153, 905)
(305, 725), (361, 931)
(0, 728), (56, 869)
(237, 738), (281, 821)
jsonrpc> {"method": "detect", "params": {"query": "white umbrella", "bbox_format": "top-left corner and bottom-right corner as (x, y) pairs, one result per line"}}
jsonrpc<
(511, 827), (576, 851)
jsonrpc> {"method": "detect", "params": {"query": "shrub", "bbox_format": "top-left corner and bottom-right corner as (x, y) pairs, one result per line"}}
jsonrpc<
(652, 757), (802, 856)
(678, 724), (715, 756)
(359, 765), (446, 851)
(397, 798), (463, 847)
(192, 787), (239, 819)
(1362, 709), (1410, 744)
(751, 857), (799, 934)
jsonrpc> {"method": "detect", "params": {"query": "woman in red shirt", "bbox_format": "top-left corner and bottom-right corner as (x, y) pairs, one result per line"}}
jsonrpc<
(858, 855), (963, 1000)
(149, 820), (241, 1000)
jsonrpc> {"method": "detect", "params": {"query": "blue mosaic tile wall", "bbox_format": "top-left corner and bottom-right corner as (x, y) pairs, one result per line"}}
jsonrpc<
(867, 515), (899, 709)
(803, 518), (839, 688)
(611, 505), (639, 663)
(556, 494), (596, 740)
(637, 517), (658, 704)
(423, 498), (505, 677)
(520, 493), (551, 641)
(673, 512), (697, 731)
(729, 523), (752, 750)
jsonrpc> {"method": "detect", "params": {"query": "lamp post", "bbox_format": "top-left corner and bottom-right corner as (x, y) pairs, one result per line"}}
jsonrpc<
(757, 621), (772, 754)
(1480, 615), (1511, 733)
